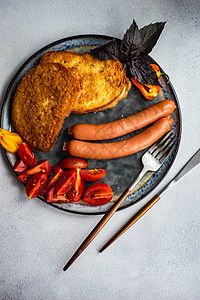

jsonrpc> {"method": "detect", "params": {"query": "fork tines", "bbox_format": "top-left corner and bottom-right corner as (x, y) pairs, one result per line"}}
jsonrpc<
(148, 130), (178, 163)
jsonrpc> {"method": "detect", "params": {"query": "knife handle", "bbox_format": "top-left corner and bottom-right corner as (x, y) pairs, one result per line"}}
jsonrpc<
(99, 194), (160, 253)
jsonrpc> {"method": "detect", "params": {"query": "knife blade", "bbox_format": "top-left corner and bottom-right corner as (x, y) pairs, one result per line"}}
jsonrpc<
(99, 149), (200, 253)
(159, 148), (200, 197)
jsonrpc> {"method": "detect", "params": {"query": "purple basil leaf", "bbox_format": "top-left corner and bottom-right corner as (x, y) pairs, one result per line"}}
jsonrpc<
(91, 20), (166, 85)
(121, 20), (166, 57)
(129, 57), (160, 85)
(91, 39), (125, 61)
(131, 22), (166, 56)
(120, 20), (140, 55)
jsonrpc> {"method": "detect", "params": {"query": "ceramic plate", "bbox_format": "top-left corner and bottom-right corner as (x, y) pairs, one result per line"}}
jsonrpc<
(0, 35), (181, 214)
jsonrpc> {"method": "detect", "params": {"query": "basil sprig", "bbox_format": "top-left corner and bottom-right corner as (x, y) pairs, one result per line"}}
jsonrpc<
(91, 20), (166, 86)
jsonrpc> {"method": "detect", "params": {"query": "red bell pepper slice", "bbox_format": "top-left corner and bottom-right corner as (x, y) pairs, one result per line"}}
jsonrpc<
(131, 77), (160, 100)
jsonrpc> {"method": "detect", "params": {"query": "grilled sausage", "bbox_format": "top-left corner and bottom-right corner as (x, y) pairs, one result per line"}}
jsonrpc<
(64, 116), (173, 160)
(69, 100), (176, 141)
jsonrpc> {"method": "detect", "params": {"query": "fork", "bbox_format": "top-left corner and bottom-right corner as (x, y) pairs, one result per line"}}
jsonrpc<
(63, 130), (176, 271)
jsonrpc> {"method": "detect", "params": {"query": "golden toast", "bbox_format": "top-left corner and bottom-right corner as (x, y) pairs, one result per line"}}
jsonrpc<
(12, 63), (81, 151)
(41, 51), (131, 114)
(103, 77), (131, 110)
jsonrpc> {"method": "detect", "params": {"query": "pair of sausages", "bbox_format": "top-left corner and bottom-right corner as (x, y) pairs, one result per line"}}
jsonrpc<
(65, 100), (176, 160)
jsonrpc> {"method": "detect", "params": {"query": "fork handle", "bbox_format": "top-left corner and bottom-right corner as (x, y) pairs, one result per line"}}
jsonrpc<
(128, 166), (149, 191)
(99, 194), (160, 252)
(63, 188), (131, 271)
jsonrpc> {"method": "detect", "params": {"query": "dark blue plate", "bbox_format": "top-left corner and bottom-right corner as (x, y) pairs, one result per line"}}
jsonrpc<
(0, 35), (181, 214)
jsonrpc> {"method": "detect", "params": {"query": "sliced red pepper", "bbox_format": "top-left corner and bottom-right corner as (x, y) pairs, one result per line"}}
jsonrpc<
(26, 173), (48, 199)
(83, 183), (113, 206)
(67, 168), (86, 202)
(150, 64), (169, 81)
(59, 156), (88, 169)
(54, 169), (76, 196)
(131, 63), (169, 100)
(80, 169), (107, 182)
(150, 63), (160, 79)
(41, 165), (64, 197)
(131, 77), (161, 100)
(18, 142), (37, 166)
(13, 159), (29, 173)
(18, 159), (51, 183)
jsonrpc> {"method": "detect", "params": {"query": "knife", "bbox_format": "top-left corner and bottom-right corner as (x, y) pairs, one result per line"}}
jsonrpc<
(99, 148), (200, 253)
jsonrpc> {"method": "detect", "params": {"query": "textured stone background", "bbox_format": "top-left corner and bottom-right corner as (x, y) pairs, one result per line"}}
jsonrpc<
(0, 1), (200, 299)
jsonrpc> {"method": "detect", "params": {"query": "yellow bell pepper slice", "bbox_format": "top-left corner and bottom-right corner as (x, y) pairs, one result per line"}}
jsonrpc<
(0, 128), (23, 153)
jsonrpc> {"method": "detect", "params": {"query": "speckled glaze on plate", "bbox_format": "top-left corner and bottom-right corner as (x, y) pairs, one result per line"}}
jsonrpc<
(0, 35), (181, 214)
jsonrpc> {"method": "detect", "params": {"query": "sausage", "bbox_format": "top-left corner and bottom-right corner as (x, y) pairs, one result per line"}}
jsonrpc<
(68, 100), (176, 141)
(65, 116), (173, 160)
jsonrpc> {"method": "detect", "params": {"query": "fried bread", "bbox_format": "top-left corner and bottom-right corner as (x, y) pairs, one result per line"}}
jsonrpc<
(41, 51), (131, 114)
(103, 77), (131, 110)
(12, 63), (81, 151)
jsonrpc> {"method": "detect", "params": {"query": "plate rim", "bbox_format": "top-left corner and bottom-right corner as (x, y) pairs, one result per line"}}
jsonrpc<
(0, 34), (182, 215)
